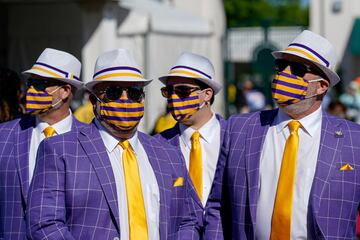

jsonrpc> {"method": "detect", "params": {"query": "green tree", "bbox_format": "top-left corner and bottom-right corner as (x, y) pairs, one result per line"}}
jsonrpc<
(224, 0), (308, 27)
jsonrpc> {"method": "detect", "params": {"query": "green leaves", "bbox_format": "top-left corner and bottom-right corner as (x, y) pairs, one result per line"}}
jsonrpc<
(224, 0), (308, 27)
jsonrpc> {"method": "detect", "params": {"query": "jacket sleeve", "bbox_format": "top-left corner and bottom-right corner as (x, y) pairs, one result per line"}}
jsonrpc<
(27, 139), (75, 240)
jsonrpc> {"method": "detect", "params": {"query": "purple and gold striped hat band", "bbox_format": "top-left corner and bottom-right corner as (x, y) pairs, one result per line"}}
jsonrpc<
(86, 49), (152, 91)
(168, 65), (212, 80)
(159, 52), (222, 94)
(23, 48), (82, 89)
(272, 30), (340, 86)
(93, 66), (144, 81)
(32, 62), (80, 81)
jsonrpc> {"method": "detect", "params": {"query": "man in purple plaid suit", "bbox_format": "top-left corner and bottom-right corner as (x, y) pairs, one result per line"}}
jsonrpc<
(0, 48), (85, 239)
(207, 30), (360, 239)
(155, 52), (226, 240)
(27, 49), (200, 240)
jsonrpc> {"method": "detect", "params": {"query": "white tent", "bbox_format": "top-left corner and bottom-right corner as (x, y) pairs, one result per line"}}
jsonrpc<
(4, 0), (225, 133)
(83, 0), (221, 132)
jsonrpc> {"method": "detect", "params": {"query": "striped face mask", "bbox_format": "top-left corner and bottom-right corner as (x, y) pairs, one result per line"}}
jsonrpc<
(26, 86), (62, 114)
(99, 97), (144, 131)
(272, 70), (322, 106)
(167, 91), (205, 122)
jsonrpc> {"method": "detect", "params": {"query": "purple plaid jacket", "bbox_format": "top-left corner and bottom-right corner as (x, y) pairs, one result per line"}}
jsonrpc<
(155, 114), (226, 240)
(211, 109), (360, 239)
(27, 122), (200, 240)
(0, 115), (86, 240)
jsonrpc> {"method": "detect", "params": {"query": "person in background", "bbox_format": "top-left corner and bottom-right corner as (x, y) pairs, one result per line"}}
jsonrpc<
(0, 67), (25, 122)
(339, 80), (360, 122)
(27, 49), (200, 239)
(326, 100), (347, 119)
(74, 92), (95, 123)
(210, 30), (360, 239)
(0, 48), (85, 239)
(242, 79), (266, 112)
(156, 52), (226, 239)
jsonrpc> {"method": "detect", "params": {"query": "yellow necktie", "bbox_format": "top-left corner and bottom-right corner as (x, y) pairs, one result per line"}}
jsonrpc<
(43, 126), (56, 138)
(270, 120), (301, 240)
(189, 130), (202, 201)
(119, 140), (148, 240)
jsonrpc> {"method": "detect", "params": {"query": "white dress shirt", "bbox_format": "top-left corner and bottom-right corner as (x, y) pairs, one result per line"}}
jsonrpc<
(255, 107), (322, 240)
(29, 111), (73, 182)
(179, 113), (221, 206)
(95, 120), (160, 240)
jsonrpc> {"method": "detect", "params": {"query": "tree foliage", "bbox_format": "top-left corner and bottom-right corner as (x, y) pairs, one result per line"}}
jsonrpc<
(224, 0), (309, 27)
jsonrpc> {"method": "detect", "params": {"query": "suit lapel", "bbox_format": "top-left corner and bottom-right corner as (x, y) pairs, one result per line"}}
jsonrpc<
(15, 116), (35, 201)
(245, 110), (277, 226)
(308, 112), (344, 238)
(138, 132), (172, 239)
(78, 123), (120, 232)
(166, 123), (181, 150)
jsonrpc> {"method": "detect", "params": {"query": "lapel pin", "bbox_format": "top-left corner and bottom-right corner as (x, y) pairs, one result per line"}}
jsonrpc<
(334, 130), (343, 138)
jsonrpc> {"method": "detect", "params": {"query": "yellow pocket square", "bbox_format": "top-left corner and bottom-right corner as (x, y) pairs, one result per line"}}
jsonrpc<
(340, 163), (354, 171)
(173, 177), (184, 187)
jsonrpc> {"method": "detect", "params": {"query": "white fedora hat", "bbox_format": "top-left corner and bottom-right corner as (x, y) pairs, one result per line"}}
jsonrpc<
(86, 49), (152, 91)
(159, 52), (222, 94)
(23, 48), (82, 89)
(272, 30), (340, 86)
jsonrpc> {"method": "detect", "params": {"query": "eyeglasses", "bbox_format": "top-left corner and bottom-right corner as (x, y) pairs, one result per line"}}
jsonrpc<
(274, 59), (325, 78)
(26, 79), (63, 91)
(161, 85), (201, 98)
(96, 86), (145, 102)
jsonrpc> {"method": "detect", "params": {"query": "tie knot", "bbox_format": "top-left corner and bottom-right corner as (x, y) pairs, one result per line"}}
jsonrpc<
(119, 140), (131, 150)
(288, 120), (301, 133)
(191, 131), (200, 141)
(43, 126), (56, 138)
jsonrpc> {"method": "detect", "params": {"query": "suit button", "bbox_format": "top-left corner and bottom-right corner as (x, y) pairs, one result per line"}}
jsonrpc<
(113, 237), (119, 240)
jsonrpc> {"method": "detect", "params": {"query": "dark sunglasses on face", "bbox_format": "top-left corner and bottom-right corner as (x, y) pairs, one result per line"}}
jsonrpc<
(161, 85), (201, 98)
(274, 59), (325, 78)
(26, 79), (63, 91)
(97, 86), (145, 102)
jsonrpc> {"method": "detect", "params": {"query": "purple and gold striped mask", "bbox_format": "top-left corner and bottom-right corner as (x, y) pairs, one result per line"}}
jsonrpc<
(26, 86), (58, 114)
(167, 91), (200, 122)
(272, 70), (309, 106)
(99, 97), (144, 131)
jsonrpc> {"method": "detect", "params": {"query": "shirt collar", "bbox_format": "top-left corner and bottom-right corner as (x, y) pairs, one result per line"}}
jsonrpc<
(179, 112), (218, 148)
(95, 119), (139, 153)
(35, 110), (73, 136)
(275, 106), (322, 137)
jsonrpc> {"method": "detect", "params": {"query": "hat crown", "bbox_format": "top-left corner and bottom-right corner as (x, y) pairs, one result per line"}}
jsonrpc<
(172, 52), (214, 80)
(86, 49), (151, 90)
(94, 49), (141, 75)
(287, 30), (337, 70)
(36, 48), (81, 78)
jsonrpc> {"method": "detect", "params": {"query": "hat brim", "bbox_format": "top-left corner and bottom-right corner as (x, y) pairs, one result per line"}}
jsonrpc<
(159, 74), (222, 95)
(272, 50), (340, 87)
(85, 78), (152, 91)
(23, 69), (83, 89)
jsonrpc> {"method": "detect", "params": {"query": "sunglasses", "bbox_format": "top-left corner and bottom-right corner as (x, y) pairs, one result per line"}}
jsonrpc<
(274, 59), (325, 78)
(26, 79), (63, 91)
(96, 86), (145, 103)
(161, 85), (201, 98)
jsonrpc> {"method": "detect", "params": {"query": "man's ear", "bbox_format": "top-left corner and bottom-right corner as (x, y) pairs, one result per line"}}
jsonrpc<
(60, 84), (72, 100)
(317, 79), (330, 95)
(203, 88), (214, 102)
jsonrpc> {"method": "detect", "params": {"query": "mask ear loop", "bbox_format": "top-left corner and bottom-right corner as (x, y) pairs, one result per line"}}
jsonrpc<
(304, 78), (324, 99)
